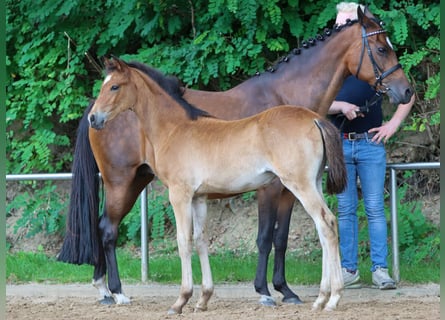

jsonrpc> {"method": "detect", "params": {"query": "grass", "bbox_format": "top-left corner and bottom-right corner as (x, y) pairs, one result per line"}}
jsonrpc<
(6, 248), (439, 286)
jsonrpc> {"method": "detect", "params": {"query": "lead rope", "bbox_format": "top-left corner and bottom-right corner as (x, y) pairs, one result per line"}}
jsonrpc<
(335, 92), (383, 132)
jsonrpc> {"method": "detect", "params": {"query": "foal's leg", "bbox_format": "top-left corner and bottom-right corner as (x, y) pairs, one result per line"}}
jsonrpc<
(168, 190), (194, 314)
(192, 196), (214, 312)
(283, 182), (342, 311)
(272, 188), (302, 304)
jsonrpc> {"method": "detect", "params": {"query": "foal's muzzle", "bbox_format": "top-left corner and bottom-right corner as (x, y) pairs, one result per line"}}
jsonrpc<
(88, 112), (108, 130)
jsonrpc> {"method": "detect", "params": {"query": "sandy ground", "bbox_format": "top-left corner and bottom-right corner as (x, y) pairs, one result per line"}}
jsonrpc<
(6, 185), (441, 319)
(6, 282), (440, 320)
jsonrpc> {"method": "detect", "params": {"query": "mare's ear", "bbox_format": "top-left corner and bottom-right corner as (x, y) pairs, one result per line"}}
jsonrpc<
(357, 5), (372, 28)
(357, 6), (381, 28)
(357, 5), (364, 23)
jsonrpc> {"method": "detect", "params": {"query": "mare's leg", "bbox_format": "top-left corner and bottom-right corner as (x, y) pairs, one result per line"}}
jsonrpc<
(95, 164), (154, 304)
(254, 181), (280, 306)
(272, 188), (303, 304)
(282, 181), (342, 311)
(92, 238), (112, 304)
(168, 189), (194, 314)
(192, 196), (214, 312)
(97, 210), (127, 303)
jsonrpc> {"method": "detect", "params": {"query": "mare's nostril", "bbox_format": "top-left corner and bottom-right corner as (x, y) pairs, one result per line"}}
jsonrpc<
(89, 114), (96, 124)
(405, 87), (413, 100)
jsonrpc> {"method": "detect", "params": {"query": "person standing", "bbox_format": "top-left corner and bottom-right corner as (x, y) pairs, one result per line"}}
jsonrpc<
(328, 2), (415, 289)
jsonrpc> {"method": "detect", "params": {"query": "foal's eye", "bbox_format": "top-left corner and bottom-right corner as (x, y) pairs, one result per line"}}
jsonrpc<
(110, 85), (120, 91)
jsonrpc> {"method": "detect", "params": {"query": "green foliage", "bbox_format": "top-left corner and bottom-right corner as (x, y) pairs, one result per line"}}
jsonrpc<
(7, 183), (67, 238)
(6, 1), (439, 252)
(7, 0), (439, 175)
(371, 1), (440, 152)
(324, 171), (438, 265)
(395, 172), (439, 264)
(118, 182), (175, 245)
(241, 191), (257, 202)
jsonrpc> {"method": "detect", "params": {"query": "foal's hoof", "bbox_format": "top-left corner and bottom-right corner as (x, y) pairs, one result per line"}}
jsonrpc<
(259, 295), (276, 307)
(194, 306), (207, 313)
(282, 296), (304, 305)
(167, 308), (181, 315)
(99, 296), (115, 305)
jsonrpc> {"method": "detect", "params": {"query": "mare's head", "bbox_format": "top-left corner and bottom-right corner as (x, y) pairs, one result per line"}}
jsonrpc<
(89, 58), (139, 130)
(347, 6), (413, 104)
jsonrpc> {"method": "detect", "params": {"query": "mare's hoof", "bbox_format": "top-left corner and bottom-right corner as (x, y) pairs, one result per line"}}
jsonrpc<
(99, 296), (115, 305)
(282, 296), (304, 305)
(259, 295), (276, 307)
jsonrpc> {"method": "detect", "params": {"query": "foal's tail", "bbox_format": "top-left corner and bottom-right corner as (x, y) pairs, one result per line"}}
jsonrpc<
(314, 118), (347, 195)
(57, 100), (101, 266)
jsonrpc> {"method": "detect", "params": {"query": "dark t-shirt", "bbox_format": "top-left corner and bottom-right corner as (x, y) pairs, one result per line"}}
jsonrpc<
(329, 76), (383, 133)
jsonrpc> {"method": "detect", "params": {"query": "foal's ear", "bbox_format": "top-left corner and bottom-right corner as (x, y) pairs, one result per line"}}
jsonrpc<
(104, 56), (127, 73)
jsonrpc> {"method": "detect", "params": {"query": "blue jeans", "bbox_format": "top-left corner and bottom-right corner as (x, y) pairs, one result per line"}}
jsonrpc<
(337, 135), (388, 272)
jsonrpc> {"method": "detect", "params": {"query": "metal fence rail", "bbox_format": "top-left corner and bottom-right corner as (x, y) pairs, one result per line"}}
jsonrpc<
(387, 162), (440, 282)
(6, 161), (440, 283)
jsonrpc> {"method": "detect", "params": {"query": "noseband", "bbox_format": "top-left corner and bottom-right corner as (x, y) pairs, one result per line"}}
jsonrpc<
(355, 25), (402, 94)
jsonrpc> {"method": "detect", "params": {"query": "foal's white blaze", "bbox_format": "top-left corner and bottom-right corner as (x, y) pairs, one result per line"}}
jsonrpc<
(103, 74), (113, 84)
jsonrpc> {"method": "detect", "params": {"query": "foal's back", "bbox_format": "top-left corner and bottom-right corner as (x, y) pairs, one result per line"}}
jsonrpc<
(157, 105), (324, 195)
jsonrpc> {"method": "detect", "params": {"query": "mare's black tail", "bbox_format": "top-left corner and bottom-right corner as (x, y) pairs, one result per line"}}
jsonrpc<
(57, 101), (101, 265)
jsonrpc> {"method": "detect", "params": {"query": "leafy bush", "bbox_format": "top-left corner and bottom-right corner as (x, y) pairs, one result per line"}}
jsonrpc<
(7, 0), (439, 175)
(7, 182), (68, 238)
(354, 180), (439, 265)
(118, 182), (175, 246)
(6, 0), (439, 252)
(395, 173), (439, 264)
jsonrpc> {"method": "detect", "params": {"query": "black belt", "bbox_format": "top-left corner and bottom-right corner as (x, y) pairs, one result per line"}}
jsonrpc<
(343, 132), (376, 140)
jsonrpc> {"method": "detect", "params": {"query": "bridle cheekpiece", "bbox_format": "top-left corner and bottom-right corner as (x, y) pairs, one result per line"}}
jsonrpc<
(355, 23), (402, 94)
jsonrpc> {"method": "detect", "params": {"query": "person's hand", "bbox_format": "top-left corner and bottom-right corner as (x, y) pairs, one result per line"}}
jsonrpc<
(341, 103), (364, 120)
(368, 122), (398, 143)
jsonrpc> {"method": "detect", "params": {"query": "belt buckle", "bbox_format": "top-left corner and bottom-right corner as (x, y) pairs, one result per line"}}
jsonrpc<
(348, 132), (356, 140)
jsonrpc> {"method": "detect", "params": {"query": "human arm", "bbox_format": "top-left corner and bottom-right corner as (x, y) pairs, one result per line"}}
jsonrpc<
(368, 94), (416, 143)
(328, 100), (363, 120)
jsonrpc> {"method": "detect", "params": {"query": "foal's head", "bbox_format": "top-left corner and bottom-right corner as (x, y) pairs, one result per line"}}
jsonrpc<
(347, 6), (413, 104)
(88, 58), (139, 130)
(89, 58), (210, 130)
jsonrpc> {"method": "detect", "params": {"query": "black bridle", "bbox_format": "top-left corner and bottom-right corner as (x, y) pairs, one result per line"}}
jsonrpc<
(355, 25), (402, 94)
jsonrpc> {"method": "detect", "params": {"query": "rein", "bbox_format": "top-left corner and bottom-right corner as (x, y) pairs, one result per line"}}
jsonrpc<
(355, 26), (402, 94)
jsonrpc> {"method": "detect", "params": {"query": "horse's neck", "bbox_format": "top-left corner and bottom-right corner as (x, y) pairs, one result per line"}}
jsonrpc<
(185, 27), (355, 118)
(134, 77), (188, 149)
(244, 35), (352, 116)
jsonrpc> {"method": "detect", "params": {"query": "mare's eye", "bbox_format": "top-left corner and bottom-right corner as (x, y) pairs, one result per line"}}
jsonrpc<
(110, 85), (119, 91)
(377, 47), (387, 55)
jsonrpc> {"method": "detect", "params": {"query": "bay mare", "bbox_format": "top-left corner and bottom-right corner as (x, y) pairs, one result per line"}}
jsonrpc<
(58, 6), (413, 308)
(88, 56), (348, 312)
